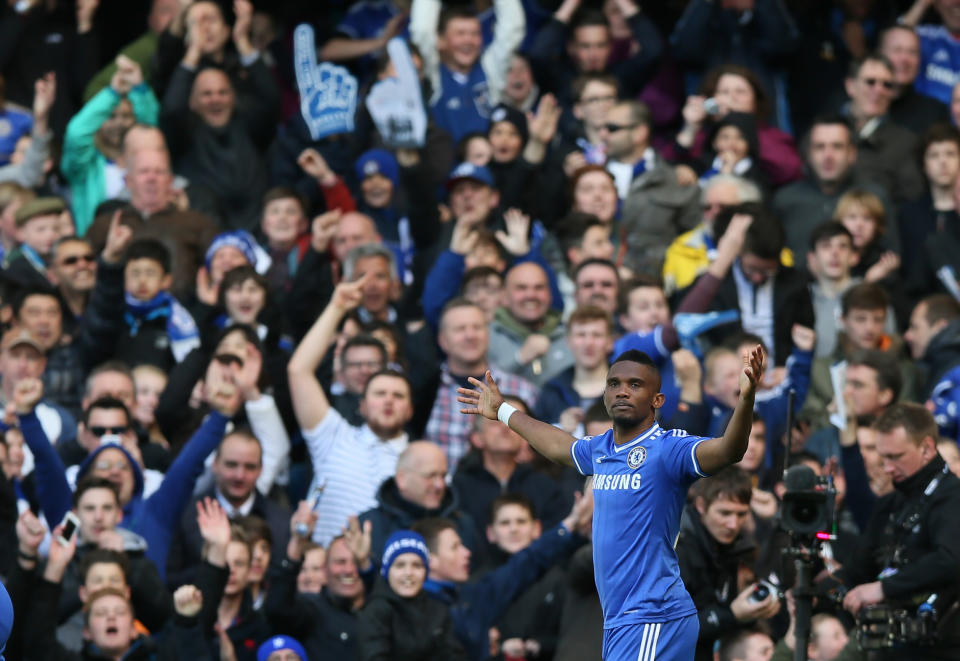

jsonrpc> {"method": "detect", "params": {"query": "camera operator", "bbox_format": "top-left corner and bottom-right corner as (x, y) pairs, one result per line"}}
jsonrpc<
(838, 403), (960, 660)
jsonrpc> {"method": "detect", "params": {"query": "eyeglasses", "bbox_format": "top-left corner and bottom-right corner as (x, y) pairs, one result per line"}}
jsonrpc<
(90, 426), (129, 437)
(602, 122), (637, 133)
(861, 77), (894, 90)
(59, 254), (96, 266)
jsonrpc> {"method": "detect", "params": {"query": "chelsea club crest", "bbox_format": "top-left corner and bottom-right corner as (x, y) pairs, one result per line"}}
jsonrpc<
(627, 446), (646, 469)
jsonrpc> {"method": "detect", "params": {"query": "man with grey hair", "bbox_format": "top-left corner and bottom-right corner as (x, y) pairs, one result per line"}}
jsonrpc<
(662, 174), (761, 296)
(601, 100), (701, 276)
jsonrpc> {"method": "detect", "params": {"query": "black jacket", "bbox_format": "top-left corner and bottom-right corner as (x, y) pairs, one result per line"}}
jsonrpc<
(919, 318), (960, 399)
(359, 478), (481, 559)
(452, 451), (568, 548)
(676, 504), (757, 661)
(841, 455), (960, 656)
(264, 557), (363, 661)
(358, 580), (466, 661)
(166, 489), (290, 589)
(704, 264), (815, 366)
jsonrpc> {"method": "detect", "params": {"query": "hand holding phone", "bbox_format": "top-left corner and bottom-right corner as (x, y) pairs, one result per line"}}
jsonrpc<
(58, 511), (81, 546)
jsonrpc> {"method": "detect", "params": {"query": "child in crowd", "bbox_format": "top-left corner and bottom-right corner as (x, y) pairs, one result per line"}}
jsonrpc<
(357, 530), (466, 660)
(197, 230), (266, 308)
(699, 112), (767, 192)
(460, 266), (504, 323)
(807, 613), (851, 661)
(833, 189), (901, 283)
(459, 132), (493, 167)
(0, 181), (34, 259)
(5, 197), (66, 286)
(296, 542), (326, 594)
(132, 363), (169, 449)
(259, 187), (311, 294)
(120, 238), (200, 369)
(354, 149), (418, 287)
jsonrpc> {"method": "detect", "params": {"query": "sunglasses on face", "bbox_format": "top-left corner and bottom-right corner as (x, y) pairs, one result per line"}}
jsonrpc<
(59, 254), (96, 266)
(861, 77), (894, 90)
(90, 426), (129, 436)
(602, 122), (637, 133)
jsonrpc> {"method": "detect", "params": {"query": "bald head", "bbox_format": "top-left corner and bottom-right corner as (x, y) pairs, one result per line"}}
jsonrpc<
(333, 212), (381, 262)
(395, 441), (448, 509)
(503, 262), (552, 326)
(123, 125), (167, 165)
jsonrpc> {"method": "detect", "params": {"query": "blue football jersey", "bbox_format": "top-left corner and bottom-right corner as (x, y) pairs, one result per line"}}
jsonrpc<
(570, 423), (711, 628)
(915, 25), (960, 105)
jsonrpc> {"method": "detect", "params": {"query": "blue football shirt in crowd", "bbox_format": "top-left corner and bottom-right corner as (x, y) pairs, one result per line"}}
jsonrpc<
(915, 25), (960, 105)
(570, 423), (710, 629)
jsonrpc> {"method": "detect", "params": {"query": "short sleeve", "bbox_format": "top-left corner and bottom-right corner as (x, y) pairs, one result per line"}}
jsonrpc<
(661, 430), (711, 484)
(302, 407), (354, 467)
(570, 437), (594, 476)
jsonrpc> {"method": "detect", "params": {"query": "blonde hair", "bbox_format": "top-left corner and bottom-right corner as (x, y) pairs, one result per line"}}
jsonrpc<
(833, 190), (886, 236)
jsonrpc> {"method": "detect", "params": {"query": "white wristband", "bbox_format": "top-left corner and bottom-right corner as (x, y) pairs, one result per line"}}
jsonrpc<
(497, 402), (518, 426)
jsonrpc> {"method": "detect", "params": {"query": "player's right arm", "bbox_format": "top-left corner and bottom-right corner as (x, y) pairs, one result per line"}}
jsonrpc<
(288, 274), (369, 430)
(458, 371), (576, 467)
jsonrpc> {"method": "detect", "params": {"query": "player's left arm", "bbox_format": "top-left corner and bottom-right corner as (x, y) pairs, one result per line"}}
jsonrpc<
(696, 345), (763, 475)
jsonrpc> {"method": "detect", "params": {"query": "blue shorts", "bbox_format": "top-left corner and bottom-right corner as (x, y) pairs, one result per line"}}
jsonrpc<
(602, 614), (699, 661)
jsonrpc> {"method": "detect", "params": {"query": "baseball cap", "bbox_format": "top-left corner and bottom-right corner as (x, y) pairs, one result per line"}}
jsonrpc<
(445, 162), (495, 191)
(0, 328), (43, 353)
(257, 635), (308, 661)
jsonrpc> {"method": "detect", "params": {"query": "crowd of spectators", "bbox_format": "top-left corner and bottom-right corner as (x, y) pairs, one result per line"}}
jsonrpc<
(3, 0), (960, 659)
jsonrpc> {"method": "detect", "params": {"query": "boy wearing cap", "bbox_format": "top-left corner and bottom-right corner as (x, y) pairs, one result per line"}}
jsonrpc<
(354, 149), (416, 287)
(5, 196), (67, 287)
(119, 238), (199, 369)
(358, 530), (466, 660)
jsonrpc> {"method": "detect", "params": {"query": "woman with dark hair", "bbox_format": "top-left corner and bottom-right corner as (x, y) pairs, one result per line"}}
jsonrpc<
(668, 64), (803, 188)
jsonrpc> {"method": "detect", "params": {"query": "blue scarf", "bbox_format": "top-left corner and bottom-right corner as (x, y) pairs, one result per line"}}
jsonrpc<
(124, 292), (200, 361)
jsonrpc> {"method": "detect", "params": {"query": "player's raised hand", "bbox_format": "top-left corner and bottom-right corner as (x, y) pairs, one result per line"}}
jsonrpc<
(738, 344), (764, 400)
(457, 370), (505, 420)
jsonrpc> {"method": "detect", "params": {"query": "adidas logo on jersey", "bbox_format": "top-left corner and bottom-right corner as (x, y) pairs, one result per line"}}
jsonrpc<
(934, 48), (951, 63)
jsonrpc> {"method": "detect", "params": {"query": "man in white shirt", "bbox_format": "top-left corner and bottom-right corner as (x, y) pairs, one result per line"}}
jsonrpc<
(288, 271), (414, 544)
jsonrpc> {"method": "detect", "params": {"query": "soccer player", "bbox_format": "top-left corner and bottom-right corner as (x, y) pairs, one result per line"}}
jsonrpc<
(457, 346), (765, 660)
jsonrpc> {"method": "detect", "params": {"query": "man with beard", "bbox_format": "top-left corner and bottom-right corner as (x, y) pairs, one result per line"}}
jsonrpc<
(458, 345), (766, 660)
(288, 274), (414, 546)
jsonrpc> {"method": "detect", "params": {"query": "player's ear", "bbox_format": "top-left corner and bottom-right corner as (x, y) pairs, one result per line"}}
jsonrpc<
(652, 391), (665, 410)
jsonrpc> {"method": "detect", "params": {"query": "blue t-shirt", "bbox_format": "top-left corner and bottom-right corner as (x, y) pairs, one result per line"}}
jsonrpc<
(570, 423), (710, 628)
(915, 25), (960, 105)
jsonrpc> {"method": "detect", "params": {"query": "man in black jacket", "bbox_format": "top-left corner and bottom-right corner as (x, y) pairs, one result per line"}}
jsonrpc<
(360, 441), (481, 558)
(265, 503), (375, 661)
(839, 403), (960, 660)
(676, 466), (779, 661)
(166, 430), (290, 588)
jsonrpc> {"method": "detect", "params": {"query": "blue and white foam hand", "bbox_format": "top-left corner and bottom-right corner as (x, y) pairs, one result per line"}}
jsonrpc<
(294, 24), (358, 140)
(365, 37), (427, 148)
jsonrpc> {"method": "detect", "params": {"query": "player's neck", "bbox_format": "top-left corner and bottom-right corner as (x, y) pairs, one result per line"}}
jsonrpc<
(612, 416), (656, 445)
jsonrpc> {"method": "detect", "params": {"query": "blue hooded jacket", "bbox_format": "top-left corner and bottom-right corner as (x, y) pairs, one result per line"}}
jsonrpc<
(19, 409), (229, 578)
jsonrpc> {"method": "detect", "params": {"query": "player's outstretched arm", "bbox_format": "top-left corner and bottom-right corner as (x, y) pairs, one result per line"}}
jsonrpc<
(458, 371), (576, 467)
(696, 344), (764, 475)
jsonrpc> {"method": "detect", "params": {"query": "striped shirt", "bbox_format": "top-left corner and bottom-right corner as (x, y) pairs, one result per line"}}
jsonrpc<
(304, 408), (408, 545)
